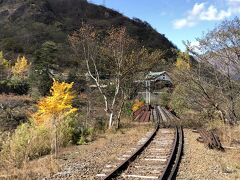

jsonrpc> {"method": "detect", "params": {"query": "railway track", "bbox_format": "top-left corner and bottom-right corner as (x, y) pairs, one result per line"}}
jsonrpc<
(95, 106), (184, 180)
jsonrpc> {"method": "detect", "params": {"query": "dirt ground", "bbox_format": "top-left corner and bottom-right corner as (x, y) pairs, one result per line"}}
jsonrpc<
(177, 129), (240, 180)
(0, 122), (153, 180)
(1, 126), (240, 180)
(53, 127), (240, 180)
(50, 123), (153, 179)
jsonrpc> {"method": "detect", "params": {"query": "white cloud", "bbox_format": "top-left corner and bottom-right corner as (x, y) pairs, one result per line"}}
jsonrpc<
(191, 3), (205, 16)
(173, 1), (238, 29)
(173, 19), (195, 29)
(200, 5), (231, 20)
(227, 0), (240, 13)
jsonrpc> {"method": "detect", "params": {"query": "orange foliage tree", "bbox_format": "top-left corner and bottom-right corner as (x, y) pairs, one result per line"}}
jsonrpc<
(33, 79), (77, 156)
(132, 99), (145, 112)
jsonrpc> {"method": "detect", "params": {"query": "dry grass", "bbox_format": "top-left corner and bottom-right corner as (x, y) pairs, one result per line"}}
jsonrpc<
(0, 156), (59, 180)
(206, 120), (240, 147)
(0, 94), (32, 100)
(178, 129), (240, 180)
(0, 117), (75, 179)
(219, 149), (240, 179)
(0, 94), (33, 132)
(0, 118), (153, 179)
(0, 94), (32, 108)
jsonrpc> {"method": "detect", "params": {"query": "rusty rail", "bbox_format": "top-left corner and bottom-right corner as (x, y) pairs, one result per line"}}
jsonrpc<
(133, 105), (153, 122)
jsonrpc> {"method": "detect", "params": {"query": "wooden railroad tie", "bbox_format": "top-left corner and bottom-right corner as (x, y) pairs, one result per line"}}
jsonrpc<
(133, 105), (152, 122)
(197, 129), (224, 151)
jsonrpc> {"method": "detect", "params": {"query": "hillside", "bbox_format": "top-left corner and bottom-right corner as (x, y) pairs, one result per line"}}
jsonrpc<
(0, 0), (177, 68)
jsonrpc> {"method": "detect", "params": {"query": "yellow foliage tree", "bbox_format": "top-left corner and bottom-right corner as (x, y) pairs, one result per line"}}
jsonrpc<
(132, 99), (145, 112)
(176, 51), (190, 70)
(33, 79), (77, 124)
(33, 79), (77, 156)
(0, 51), (9, 67)
(12, 56), (29, 78)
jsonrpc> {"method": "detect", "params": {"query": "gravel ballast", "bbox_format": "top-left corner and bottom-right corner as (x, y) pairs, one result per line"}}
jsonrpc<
(50, 124), (152, 179)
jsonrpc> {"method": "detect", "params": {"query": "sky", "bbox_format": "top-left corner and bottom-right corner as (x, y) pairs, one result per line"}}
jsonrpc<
(88, 0), (240, 51)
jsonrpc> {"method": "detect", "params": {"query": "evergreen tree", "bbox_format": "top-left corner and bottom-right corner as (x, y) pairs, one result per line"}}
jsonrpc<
(30, 41), (58, 96)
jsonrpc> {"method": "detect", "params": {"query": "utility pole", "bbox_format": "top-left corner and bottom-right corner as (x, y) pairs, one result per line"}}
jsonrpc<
(145, 80), (148, 104)
(148, 81), (151, 104)
(103, 0), (106, 6)
(145, 80), (151, 104)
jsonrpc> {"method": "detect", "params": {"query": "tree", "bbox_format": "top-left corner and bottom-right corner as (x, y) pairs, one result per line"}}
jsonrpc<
(0, 51), (10, 80)
(12, 56), (30, 79)
(0, 51), (9, 67)
(175, 51), (190, 70)
(30, 41), (58, 96)
(171, 50), (231, 122)
(69, 24), (164, 129)
(33, 79), (77, 156)
(184, 17), (240, 123)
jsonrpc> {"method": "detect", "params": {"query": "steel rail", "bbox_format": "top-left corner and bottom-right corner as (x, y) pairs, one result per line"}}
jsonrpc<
(159, 126), (183, 180)
(102, 106), (183, 180)
(103, 122), (160, 180)
(157, 106), (184, 179)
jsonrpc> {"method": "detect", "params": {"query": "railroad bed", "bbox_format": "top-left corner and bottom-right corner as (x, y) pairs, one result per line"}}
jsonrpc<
(95, 106), (183, 179)
(117, 128), (175, 179)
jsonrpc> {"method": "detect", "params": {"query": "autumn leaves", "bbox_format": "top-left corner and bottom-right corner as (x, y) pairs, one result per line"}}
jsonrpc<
(0, 51), (30, 79)
(33, 80), (77, 125)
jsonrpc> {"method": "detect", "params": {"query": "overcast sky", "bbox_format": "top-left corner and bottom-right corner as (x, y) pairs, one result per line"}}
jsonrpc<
(89, 0), (240, 50)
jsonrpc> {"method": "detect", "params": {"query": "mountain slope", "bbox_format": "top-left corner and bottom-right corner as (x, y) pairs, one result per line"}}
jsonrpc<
(0, 0), (177, 68)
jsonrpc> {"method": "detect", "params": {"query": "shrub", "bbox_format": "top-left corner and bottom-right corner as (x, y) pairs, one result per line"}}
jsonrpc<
(2, 38), (24, 53)
(123, 101), (133, 116)
(0, 123), (49, 168)
(78, 136), (87, 145)
(159, 90), (171, 107)
(57, 116), (75, 147)
(68, 115), (96, 145)
(28, 125), (51, 159)
(0, 123), (51, 168)
(0, 79), (29, 95)
(77, 127), (95, 145)
(0, 116), (78, 169)
(94, 116), (107, 133)
(169, 84), (188, 115)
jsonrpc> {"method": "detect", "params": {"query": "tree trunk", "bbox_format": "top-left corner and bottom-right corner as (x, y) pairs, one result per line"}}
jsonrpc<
(51, 118), (58, 158)
(54, 123), (58, 157)
(108, 78), (120, 129)
(108, 111), (114, 129)
(227, 67), (238, 123)
(116, 98), (125, 129)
